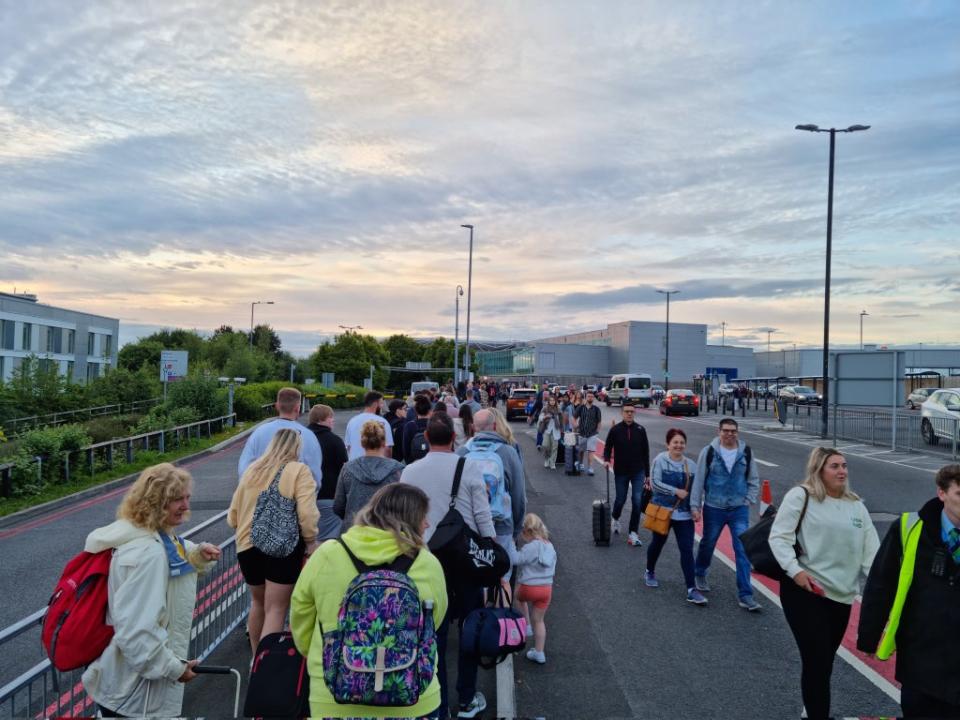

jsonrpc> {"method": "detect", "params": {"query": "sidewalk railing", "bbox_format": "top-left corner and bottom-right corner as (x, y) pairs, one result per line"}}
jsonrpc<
(0, 512), (249, 720)
(0, 414), (236, 498)
(2, 399), (162, 437)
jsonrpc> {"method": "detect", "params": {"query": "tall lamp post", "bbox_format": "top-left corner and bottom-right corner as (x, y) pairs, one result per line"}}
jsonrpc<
(720, 321), (727, 347)
(859, 310), (869, 350)
(250, 300), (275, 348)
(795, 122), (870, 438)
(461, 224), (475, 382)
(454, 285), (464, 384)
(656, 290), (679, 390)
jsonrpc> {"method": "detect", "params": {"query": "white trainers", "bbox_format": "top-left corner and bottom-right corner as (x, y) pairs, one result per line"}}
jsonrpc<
(627, 531), (643, 547)
(526, 648), (546, 664)
(458, 691), (487, 718)
(611, 518), (622, 534)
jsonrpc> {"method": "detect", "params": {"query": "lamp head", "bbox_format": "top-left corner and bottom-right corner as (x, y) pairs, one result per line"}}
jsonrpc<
(846, 124), (871, 132)
(795, 124), (820, 132)
(461, 224), (473, 229)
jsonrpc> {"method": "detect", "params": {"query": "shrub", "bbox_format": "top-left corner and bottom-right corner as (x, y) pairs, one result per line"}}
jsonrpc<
(84, 415), (142, 443)
(135, 405), (201, 433)
(10, 424), (93, 492)
(166, 375), (227, 419)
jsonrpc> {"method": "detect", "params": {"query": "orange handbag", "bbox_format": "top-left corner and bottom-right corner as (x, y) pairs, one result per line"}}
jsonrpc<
(642, 463), (690, 535)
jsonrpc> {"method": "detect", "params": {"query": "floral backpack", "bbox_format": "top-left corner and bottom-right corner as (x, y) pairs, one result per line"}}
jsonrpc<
(322, 539), (437, 707)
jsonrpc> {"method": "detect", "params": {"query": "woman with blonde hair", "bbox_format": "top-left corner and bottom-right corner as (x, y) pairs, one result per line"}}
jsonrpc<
(514, 513), (557, 665)
(491, 406), (522, 457)
(229, 428), (319, 654)
(291, 483), (448, 719)
(769, 447), (879, 719)
(81, 464), (220, 717)
(334, 420), (404, 532)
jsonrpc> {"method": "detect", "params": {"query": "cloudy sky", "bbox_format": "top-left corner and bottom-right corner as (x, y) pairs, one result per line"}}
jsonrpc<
(1, 1), (958, 356)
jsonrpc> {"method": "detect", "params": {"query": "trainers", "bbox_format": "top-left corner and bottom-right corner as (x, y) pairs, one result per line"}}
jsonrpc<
(587, 468), (595, 476)
(738, 597), (762, 612)
(525, 648), (546, 664)
(458, 691), (487, 718)
(611, 518), (622, 534)
(644, 570), (659, 588)
(686, 588), (708, 605)
(543, 459), (550, 468)
(627, 531), (643, 547)
(525, 623), (534, 638)
(694, 575), (711, 592)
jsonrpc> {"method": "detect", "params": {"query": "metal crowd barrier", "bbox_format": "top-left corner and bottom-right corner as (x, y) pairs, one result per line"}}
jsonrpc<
(2, 399), (162, 437)
(0, 511), (249, 719)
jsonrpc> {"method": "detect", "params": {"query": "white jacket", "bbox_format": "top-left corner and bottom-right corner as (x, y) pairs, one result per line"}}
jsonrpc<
(81, 520), (212, 717)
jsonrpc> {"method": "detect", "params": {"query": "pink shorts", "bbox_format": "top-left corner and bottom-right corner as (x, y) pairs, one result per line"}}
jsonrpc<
(517, 583), (553, 610)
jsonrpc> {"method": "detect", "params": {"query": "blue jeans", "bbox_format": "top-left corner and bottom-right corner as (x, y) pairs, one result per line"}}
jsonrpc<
(613, 472), (645, 533)
(646, 518), (695, 589)
(694, 504), (753, 600)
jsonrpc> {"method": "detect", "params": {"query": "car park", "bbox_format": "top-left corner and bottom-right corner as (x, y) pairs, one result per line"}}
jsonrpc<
(906, 387), (936, 410)
(659, 389), (700, 416)
(779, 385), (822, 405)
(506, 387), (538, 420)
(605, 373), (653, 408)
(920, 389), (960, 445)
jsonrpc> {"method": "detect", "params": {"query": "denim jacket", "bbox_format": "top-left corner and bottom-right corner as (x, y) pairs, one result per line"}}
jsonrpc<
(650, 452), (694, 514)
(690, 438), (759, 510)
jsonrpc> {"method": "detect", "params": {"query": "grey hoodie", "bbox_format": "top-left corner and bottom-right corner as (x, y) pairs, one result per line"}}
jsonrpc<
(457, 430), (526, 537)
(333, 455), (404, 532)
(515, 538), (557, 586)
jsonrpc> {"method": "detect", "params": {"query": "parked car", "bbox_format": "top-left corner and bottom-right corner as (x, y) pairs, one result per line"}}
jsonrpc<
(718, 383), (737, 397)
(605, 373), (653, 408)
(506, 387), (538, 421)
(920, 389), (960, 446)
(906, 387), (936, 410)
(659, 389), (700, 416)
(779, 385), (822, 405)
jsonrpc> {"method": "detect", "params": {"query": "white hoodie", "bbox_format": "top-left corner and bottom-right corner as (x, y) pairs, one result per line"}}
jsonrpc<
(81, 519), (211, 717)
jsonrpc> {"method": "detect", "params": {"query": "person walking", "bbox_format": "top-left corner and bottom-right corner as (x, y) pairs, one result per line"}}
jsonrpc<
(770, 447), (879, 720)
(645, 428), (706, 604)
(344, 391), (394, 460)
(857, 463), (960, 718)
(333, 420), (404, 533)
(453, 403), (475, 449)
(290, 483), (448, 720)
(575, 391), (602, 475)
(403, 394), (433, 463)
(514, 513), (557, 665)
(537, 396), (563, 470)
(82, 464), (221, 717)
(229, 429), (320, 654)
(307, 403), (349, 540)
(690, 417), (762, 611)
(384, 399), (408, 462)
(602, 403), (650, 548)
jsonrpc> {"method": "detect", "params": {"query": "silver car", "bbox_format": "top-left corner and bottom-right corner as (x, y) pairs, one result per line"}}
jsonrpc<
(920, 389), (960, 445)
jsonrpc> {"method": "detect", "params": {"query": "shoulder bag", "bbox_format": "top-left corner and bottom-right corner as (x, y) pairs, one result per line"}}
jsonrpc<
(642, 461), (690, 536)
(739, 487), (809, 581)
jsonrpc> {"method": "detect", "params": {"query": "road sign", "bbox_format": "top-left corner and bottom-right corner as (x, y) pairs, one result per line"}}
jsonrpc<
(160, 350), (188, 382)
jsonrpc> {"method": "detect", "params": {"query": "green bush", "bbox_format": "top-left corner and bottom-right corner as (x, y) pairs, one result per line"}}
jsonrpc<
(166, 375), (227, 419)
(84, 415), (143, 443)
(135, 405), (201, 433)
(9, 424), (93, 492)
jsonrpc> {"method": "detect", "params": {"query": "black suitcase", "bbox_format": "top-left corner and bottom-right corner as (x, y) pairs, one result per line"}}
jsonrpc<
(564, 432), (580, 476)
(592, 466), (611, 546)
(244, 632), (310, 718)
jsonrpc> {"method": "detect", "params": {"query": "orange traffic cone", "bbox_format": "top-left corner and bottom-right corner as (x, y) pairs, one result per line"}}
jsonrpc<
(759, 478), (773, 516)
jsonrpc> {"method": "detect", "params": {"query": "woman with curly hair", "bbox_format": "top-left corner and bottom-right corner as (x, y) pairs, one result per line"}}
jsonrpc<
(81, 463), (221, 717)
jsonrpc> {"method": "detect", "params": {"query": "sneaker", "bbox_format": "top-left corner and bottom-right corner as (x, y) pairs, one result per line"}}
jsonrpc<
(587, 468), (595, 476)
(644, 570), (659, 588)
(611, 518), (622, 534)
(543, 459), (550, 468)
(458, 691), (487, 718)
(627, 531), (643, 547)
(738, 597), (762, 612)
(549, 463), (556, 470)
(694, 575), (711, 592)
(525, 649), (546, 664)
(686, 588), (708, 605)
(525, 623), (534, 638)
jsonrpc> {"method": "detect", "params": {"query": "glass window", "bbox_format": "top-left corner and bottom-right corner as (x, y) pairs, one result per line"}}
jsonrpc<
(49, 327), (63, 354)
(87, 332), (95, 355)
(102, 335), (112, 357)
(21, 322), (32, 350)
(66, 329), (76, 354)
(86, 362), (100, 381)
(0, 319), (13, 350)
(628, 377), (650, 389)
(66, 361), (75, 379)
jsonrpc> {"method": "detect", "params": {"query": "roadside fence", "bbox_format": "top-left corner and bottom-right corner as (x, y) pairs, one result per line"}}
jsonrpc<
(2, 399), (162, 437)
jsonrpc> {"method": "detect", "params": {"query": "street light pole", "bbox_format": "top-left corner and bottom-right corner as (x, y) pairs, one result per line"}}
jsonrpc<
(721, 321), (727, 347)
(454, 285), (464, 384)
(796, 122), (870, 438)
(250, 300), (275, 348)
(656, 290), (679, 390)
(859, 310), (869, 350)
(461, 224), (474, 382)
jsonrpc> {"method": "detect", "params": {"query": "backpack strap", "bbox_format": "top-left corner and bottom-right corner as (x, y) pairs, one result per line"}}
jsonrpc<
(706, 446), (714, 470)
(449, 456), (466, 510)
(337, 539), (417, 574)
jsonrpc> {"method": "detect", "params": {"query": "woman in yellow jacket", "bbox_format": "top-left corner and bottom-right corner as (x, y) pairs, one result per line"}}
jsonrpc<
(291, 483), (448, 720)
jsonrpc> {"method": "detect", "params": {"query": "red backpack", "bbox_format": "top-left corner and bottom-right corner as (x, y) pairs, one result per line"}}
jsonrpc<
(42, 550), (114, 671)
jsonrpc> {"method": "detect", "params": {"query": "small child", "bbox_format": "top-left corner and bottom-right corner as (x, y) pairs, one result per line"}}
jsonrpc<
(513, 513), (557, 664)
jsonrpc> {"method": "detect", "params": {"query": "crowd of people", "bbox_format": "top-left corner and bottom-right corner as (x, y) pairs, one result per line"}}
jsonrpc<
(74, 382), (960, 720)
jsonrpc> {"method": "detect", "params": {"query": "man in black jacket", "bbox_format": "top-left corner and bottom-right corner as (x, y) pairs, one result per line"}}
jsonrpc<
(602, 403), (650, 548)
(307, 403), (349, 540)
(857, 464), (960, 718)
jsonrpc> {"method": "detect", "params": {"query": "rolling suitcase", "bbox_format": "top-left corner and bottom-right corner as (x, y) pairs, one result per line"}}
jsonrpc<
(244, 631), (310, 718)
(592, 466), (611, 546)
(564, 431), (580, 476)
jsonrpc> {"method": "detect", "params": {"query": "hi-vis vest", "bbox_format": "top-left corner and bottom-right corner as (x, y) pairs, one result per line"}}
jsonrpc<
(876, 512), (924, 660)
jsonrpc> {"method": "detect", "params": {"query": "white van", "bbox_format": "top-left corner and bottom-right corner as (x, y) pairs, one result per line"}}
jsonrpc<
(605, 373), (653, 408)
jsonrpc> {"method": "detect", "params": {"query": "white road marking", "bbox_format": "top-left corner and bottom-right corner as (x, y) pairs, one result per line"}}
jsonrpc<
(754, 458), (778, 467)
(497, 654), (516, 719)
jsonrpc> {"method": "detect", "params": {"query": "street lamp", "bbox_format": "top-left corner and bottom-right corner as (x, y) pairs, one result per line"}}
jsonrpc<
(720, 321), (727, 347)
(656, 290), (679, 389)
(796, 122), (871, 438)
(250, 301), (275, 348)
(461, 224), (474, 382)
(338, 324), (363, 333)
(454, 285), (464, 384)
(859, 310), (869, 350)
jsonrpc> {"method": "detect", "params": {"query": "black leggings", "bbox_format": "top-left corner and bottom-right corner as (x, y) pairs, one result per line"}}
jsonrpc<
(780, 578), (851, 720)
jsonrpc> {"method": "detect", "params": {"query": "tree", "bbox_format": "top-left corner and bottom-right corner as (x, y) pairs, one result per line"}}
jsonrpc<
(251, 324), (282, 357)
(310, 332), (389, 387)
(118, 339), (164, 373)
(381, 334), (425, 390)
(421, 338), (455, 379)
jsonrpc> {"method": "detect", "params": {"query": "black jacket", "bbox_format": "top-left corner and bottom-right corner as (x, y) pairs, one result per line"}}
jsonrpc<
(385, 412), (406, 462)
(857, 497), (960, 704)
(402, 417), (429, 461)
(308, 423), (349, 500)
(602, 421), (650, 477)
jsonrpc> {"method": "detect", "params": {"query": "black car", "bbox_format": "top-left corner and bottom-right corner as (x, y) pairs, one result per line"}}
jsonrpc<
(659, 389), (700, 416)
(779, 385), (822, 405)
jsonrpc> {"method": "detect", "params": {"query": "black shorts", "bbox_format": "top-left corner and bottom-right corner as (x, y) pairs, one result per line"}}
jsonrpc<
(237, 542), (304, 586)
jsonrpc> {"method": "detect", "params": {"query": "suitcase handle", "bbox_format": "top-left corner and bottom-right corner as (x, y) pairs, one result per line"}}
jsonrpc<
(193, 665), (233, 674)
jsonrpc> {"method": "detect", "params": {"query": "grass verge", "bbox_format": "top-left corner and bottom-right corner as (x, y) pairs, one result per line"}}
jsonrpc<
(0, 425), (244, 518)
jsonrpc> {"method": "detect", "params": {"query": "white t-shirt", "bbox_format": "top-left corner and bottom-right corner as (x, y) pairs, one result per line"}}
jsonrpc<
(718, 445), (738, 474)
(344, 412), (394, 461)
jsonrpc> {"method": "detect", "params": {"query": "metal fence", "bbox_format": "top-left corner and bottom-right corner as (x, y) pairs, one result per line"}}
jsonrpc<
(0, 511), (248, 720)
(2, 399), (162, 437)
(0, 414), (236, 498)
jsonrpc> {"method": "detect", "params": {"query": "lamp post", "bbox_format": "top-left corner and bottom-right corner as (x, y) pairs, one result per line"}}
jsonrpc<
(720, 321), (727, 347)
(656, 290), (679, 389)
(454, 285), (464, 384)
(461, 224), (474, 382)
(250, 301), (274, 348)
(795, 122), (870, 438)
(859, 310), (869, 350)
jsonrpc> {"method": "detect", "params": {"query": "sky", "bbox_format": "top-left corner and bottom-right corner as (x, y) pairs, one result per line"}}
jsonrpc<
(1, 1), (958, 357)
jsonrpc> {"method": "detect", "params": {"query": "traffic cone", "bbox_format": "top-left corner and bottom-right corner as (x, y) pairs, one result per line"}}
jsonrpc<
(759, 478), (773, 516)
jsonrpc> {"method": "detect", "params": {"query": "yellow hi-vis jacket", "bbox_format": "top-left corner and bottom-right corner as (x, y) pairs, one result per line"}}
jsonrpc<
(876, 511), (924, 660)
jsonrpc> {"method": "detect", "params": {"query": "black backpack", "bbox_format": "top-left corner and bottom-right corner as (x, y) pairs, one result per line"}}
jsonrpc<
(705, 445), (752, 473)
(408, 430), (429, 463)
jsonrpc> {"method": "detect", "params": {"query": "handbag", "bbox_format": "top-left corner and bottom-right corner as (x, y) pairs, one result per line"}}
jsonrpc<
(460, 584), (527, 669)
(250, 463), (301, 558)
(739, 488), (809, 580)
(427, 458), (510, 586)
(642, 462), (690, 536)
